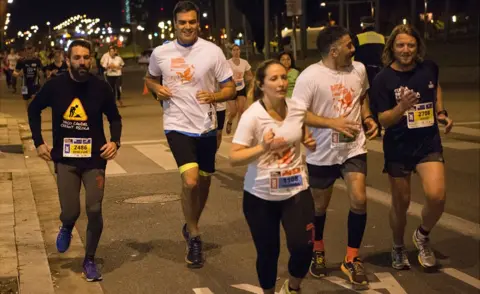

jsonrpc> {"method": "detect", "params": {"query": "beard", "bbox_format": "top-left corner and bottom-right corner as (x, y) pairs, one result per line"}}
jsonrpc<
(70, 65), (90, 82)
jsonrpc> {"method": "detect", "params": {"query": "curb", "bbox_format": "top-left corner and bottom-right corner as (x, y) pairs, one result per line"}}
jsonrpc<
(19, 123), (104, 294)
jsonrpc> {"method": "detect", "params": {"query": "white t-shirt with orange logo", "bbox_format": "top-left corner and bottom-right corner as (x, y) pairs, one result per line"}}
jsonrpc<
(292, 61), (369, 166)
(228, 58), (251, 91)
(148, 38), (233, 136)
(232, 99), (309, 201)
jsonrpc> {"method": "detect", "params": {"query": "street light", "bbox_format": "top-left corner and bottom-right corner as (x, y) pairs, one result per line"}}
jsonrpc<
(203, 12), (208, 18)
(158, 22), (165, 29)
(320, 2), (326, 7)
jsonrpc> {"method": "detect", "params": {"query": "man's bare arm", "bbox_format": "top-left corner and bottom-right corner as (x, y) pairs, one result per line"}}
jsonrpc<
(144, 72), (172, 101)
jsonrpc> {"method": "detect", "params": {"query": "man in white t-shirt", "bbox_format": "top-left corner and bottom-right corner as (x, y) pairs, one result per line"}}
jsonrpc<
(292, 26), (378, 287)
(144, 1), (236, 269)
(225, 45), (253, 134)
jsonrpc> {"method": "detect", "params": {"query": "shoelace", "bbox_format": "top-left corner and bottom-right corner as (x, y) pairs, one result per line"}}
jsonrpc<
(417, 237), (433, 257)
(84, 261), (99, 276)
(353, 260), (366, 275)
(59, 227), (72, 239)
(190, 238), (203, 259)
(315, 253), (325, 266)
(394, 248), (409, 263)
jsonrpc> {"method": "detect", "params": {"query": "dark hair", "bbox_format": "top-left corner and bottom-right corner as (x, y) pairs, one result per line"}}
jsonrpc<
(248, 59), (284, 103)
(173, 1), (199, 22)
(316, 25), (351, 57)
(67, 39), (92, 59)
(231, 44), (240, 51)
(278, 51), (296, 70)
(382, 24), (426, 66)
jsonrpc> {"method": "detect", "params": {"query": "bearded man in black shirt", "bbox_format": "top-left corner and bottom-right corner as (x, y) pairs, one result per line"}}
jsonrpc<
(28, 39), (122, 282)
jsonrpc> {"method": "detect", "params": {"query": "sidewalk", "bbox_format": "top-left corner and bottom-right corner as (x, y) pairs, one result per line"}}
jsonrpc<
(0, 85), (104, 294)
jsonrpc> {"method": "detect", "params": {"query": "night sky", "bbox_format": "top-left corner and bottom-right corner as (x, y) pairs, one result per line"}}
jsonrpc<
(6, 0), (477, 36)
(7, 0), (123, 33)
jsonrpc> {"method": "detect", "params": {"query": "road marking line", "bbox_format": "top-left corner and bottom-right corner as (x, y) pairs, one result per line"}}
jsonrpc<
(326, 272), (407, 293)
(106, 160), (127, 175)
(335, 183), (480, 240)
(231, 284), (278, 294)
(133, 143), (178, 170)
(440, 268), (480, 290)
(123, 139), (166, 145)
(367, 138), (480, 153)
(370, 272), (408, 294)
(442, 141), (480, 150)
(452, 121), (480, 126)
(324, 276), (379, 293)
(366, 140), (384, 153)
(440, 126), (480, 137)
(193, 288), (215, 294)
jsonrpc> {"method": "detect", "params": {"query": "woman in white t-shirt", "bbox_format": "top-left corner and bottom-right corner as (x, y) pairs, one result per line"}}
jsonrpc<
(230, 59), (316, 294)
(226, 45), (253, 134)
(102, 47), (125, 107)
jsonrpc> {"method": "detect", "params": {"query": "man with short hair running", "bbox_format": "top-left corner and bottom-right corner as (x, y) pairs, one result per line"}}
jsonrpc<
(28, 39), (122, 282)
(144, 1), (236, 269)
(292, 26), (378, 286)
(14, 43), (43, 108)
(371, 24), (453, 270)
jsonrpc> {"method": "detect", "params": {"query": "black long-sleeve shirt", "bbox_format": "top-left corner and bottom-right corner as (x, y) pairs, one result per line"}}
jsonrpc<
(28, 73), (122, 169)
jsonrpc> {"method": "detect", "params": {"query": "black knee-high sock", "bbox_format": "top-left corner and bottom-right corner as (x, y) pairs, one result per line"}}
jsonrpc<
(314, 214), (326, 241)
(347, 210), (367, 249)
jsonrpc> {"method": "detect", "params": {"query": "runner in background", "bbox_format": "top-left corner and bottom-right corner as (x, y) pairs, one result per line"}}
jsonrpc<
(225, 45), (253, 135)
(278, 51), (300, 99)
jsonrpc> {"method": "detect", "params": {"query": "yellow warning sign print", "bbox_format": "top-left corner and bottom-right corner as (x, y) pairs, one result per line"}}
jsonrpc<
(63, 98), (88, 121)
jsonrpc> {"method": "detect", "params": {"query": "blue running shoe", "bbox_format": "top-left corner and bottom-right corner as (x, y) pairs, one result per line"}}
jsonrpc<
(83, 259), (103, 282)
(56, 226), (72, 253)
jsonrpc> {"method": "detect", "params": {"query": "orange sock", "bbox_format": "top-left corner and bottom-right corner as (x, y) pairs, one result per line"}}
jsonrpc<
(346, 247), (359, 262)
(314, 240), (324, 252)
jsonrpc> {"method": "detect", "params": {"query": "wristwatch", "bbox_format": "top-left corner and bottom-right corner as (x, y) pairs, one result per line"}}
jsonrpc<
(113, 141), (121, 149)
(437, 110), (448, 117)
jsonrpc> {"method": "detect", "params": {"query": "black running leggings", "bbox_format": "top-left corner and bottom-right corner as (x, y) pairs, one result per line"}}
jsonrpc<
(243, 190), (315, 290)
(106, 75), (122, 101)
(56, 163), (105, 258)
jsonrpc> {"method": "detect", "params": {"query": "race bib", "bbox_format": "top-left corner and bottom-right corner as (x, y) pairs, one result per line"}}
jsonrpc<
(203, 104), (217, 133)
(235, 80), (244, 88)
(331, 131), (357, 149)
(407, 102), (434, 129)
(269, 167), (304, 195)
(63, 138), (92, 158)
(21, 86), (28, 95)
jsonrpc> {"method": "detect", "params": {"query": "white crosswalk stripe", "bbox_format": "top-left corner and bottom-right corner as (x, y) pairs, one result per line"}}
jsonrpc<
(133, 143), (178, 170)
(106, 127), (480, 175)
